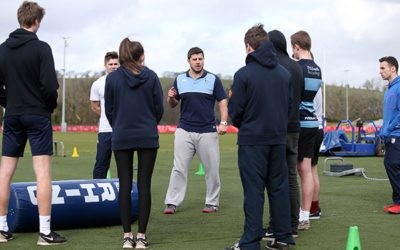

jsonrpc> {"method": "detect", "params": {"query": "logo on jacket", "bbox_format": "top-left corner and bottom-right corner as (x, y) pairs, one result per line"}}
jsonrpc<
(392, 138), (396, 144)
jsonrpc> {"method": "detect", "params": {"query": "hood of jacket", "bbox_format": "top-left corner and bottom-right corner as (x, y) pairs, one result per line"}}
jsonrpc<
(389, 75), (400, 89)
(268, 30), (289, 57)
(119, 66), (150, 88)
(245, 41), (278, 68)
(6, 28), (38, 49)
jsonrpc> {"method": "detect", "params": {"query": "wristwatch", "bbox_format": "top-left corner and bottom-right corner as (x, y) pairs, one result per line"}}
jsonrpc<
(220, 121), (228, 126)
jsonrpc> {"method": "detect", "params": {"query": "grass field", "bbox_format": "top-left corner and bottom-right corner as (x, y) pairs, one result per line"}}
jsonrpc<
(0, 132), (398, 249)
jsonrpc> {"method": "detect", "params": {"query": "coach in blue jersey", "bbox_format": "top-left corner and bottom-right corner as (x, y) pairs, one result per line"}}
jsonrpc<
(379, 56), (400, 214)
(225, 24), (295, 250)
(291, 30), (322, 230)
(164, 47), (228, 214)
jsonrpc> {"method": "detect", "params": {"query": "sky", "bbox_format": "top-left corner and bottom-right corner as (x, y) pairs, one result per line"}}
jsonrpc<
(1, 0), (400, 87)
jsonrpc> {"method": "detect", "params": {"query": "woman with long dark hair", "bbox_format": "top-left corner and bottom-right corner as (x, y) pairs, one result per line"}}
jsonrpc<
(105, 38), (163, 249)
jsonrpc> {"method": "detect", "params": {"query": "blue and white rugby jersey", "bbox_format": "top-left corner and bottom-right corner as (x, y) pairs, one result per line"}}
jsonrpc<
(173, 70), (227, 133)
(297, 59), (322, 128)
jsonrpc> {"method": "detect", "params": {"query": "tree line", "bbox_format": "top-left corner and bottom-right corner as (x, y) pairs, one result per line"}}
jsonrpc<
(0, 77), (385, 125)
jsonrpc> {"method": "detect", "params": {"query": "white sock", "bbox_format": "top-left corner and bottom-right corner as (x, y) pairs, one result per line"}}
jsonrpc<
(39, 216), (51, 235)
(0, 215), (8, 232)
(299, 209), (310, 221)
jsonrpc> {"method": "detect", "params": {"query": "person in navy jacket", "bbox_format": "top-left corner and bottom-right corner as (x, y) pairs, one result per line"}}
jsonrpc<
(105, 38), (163, 249)
(0, 1), (66, 245)
(379, 56), (400, 214)
(225, 24), (294, 250)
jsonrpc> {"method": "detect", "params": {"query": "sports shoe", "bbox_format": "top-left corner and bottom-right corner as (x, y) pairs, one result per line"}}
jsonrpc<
(0, 230), (13, 243)
(163, 204), (176, 214)
(135, 237), (149, 249)
(297, 220), (310, 230)
(123, 237), (135, 249)
(262, 227), (274, 241)
(309, 208), (321, 220)
(387, 204), (400, 214)
(384, 205), (393, 212)
(266, 239), (289, 250)
(202, 204), (218, 213)
(384, 204), (399, 212)
(37, 231), (67, 246)
(223, 242), (240, 250)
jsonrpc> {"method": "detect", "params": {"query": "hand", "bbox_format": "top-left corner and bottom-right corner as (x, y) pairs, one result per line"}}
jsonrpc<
(168, 87), (177, 98)
(217, 124), (227, 135)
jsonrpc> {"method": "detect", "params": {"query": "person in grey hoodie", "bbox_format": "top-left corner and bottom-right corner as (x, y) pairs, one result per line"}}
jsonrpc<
(105, 38), (163, 249)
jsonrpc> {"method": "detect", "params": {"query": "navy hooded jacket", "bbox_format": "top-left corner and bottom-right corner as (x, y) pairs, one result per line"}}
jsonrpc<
(105, 66), (164, 150)
(0, 28), (59, 117)
(228, 41), (292, 145)
(268, 30), (304, 133)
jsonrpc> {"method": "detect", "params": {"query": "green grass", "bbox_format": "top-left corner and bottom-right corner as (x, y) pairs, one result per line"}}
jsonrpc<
(1, 132), (399, 249)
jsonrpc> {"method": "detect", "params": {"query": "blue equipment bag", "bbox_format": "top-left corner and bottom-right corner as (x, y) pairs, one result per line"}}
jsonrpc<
(7, 178), (138, 232)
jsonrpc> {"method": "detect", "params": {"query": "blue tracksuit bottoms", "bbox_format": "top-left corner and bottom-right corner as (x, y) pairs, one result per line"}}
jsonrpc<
(238, 144), (294, 250)
(384, 136), (400, 205)
(93, 132), (112, 179)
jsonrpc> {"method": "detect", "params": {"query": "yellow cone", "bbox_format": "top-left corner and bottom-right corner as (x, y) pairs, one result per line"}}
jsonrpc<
(72, 147), (80, 157)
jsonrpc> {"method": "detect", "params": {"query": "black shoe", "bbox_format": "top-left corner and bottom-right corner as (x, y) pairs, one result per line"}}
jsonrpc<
(37, 231), (67, 246)
(309, 208), (321, 220)
(262, 227), (275, 241)
(266, 239), (289, 250)
(0, 230), (13, 242)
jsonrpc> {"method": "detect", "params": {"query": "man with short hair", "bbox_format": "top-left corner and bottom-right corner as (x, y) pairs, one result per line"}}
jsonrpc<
(0, 1), (67, 245)
(90, 51), (119, 179)
(379, 56), (400, 214)
(291, 30), (322, 230)
(164, 47), (227, 214)
(225, 24), (295, 250)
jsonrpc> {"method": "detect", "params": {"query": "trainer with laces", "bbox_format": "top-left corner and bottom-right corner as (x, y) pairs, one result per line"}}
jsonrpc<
(163, 47), (228, 214)
(266, 239), (290, 250)
(0, 230), (13, 243)
(122, 237), (135, 249)
(0, 1), (66, 245)
(379, 56), (400, 215)
(37, 231), (67, 246)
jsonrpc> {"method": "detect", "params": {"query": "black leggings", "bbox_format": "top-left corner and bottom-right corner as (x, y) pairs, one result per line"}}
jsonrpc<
(114, 148), (157, 233)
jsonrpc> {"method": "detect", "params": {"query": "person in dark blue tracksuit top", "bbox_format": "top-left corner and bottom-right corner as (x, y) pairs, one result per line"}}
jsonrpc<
(379, 56), (400, 214)
(225, 24), (295, 250)
(105, 38), (163, 248)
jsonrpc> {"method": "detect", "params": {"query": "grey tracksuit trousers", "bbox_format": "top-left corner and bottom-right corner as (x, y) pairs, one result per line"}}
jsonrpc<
(164, 128), (221, 207)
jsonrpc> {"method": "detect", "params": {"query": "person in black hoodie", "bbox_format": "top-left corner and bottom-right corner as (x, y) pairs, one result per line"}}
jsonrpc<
(105, 38), (163, 249)
(0, 1), (66, 245)
(225, 24), (295, 250)
(261, 30), (305, 239)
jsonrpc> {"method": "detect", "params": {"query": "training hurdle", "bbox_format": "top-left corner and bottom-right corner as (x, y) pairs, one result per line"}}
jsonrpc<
(7, 178), (138, 232)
